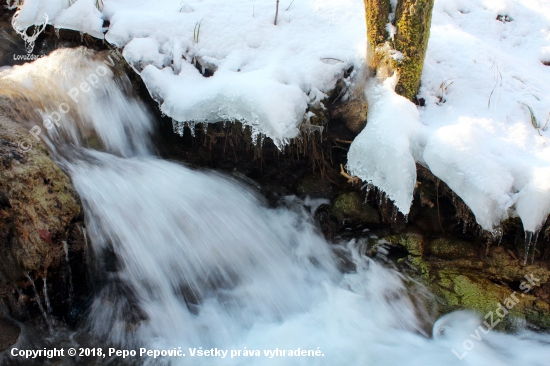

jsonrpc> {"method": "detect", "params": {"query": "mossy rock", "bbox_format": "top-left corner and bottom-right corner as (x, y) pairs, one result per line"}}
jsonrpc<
(485, 246), (550, 283)
(433, 272), (521, 330)
(428, 238), (478, 260)
(385, 230), (425, 256)
(331, 192), (380, 225)
(0, 108), (81, 276)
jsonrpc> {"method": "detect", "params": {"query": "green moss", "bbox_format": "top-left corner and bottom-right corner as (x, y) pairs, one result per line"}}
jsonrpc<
(386, 231), (425, 256)
(392, 0), (435, 100)
(365, 0), (392, 52)
(0, 115), (81, 272)
(364, 0), (392, 71)
(331, 192), (380, 225)
(428, 238), (478, 259)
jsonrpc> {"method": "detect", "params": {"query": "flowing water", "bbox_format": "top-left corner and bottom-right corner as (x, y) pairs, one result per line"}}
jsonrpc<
(2, 48), (550, 365)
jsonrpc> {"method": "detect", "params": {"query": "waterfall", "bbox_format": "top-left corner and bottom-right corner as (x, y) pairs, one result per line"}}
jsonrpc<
(2, 48), (550, 365)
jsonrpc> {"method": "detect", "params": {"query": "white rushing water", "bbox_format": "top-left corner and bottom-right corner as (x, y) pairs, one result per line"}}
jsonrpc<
(2, 48), (550, 365)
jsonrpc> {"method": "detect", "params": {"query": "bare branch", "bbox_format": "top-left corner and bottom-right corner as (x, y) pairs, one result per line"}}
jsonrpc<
(274, 0), (280, 25)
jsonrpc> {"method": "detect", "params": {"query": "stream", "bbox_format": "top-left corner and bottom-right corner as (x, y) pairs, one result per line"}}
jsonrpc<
(2, 48), (550, 366)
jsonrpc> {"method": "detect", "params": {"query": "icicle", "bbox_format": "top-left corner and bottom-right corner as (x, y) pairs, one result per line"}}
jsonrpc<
(491, 226), (503, 246)
(79, 31), (84, 42)
(524, 231), (533, 265)
(172, 119), (184, 136)
(25, 274), (53, 333)
(202, 122), (208, 134)
(54, 28), (60, 39)
(187, 121), (196, 137)
(63, 241), (74, 303)
(531, 230), (540, 264)
(404, 214), (409, 223)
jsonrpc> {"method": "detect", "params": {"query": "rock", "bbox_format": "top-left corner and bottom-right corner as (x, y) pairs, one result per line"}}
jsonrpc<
(385, 230), (426, 256)
(315, 204), (339, 239)
(332, 100), (368, 134)
(0, 114), (80, 274)
(433, 270), (550, 330)
(295, 175), (331, 197)
(386, 232), (550, 330)
(0, 101), (85, 324)
(330, 192), (380, 226)
(0, 316), (20, 351)
(427, 238), (478, 259)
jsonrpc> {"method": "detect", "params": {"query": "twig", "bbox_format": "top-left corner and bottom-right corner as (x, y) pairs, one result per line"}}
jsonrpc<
(286, 0), (295, 11)
(321, 57), (344, 62)
(180, 1), (194, 12)
(339, 164), (359, 184)
(274, 0), (280, 25)
(334, 138), (353, 144)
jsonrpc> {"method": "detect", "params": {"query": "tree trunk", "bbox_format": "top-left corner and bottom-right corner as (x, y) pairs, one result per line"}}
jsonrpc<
(363, 0), (434, 101)
(393, 0), (435, 101)
(364, 0), (391, 74)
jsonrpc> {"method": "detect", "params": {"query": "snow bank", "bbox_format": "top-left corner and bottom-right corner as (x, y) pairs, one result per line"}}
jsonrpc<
(102, 0), (366, 146)
(12, 0), (105, 39)
(419, 0), (550, 232)
(348, 0), (550, 233)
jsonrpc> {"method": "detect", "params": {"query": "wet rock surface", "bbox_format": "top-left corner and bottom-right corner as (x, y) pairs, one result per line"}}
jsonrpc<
(0, 98), (89, 332)
(0, 316), (20, 352)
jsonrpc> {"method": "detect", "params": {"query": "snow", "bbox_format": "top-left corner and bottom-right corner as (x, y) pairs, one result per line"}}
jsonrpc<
(11, 0), (550, 232)
(347, 76), (424, 215)
(101, 0), (367, 147)
(12, 0), (105, 39)
(348, 0), (550, 233)
(55, 0), (105, 39)
(418, 0), (550, 232)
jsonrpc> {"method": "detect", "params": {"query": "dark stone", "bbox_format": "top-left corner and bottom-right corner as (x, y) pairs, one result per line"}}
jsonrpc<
(0, 316), (20, 351)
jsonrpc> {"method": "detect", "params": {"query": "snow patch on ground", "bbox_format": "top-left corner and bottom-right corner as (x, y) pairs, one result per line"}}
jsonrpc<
(349, 0), (550, 233)
(12, 0), (105, 39)
(102, 0), (367, 146)
(418, 0), (550, 232)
